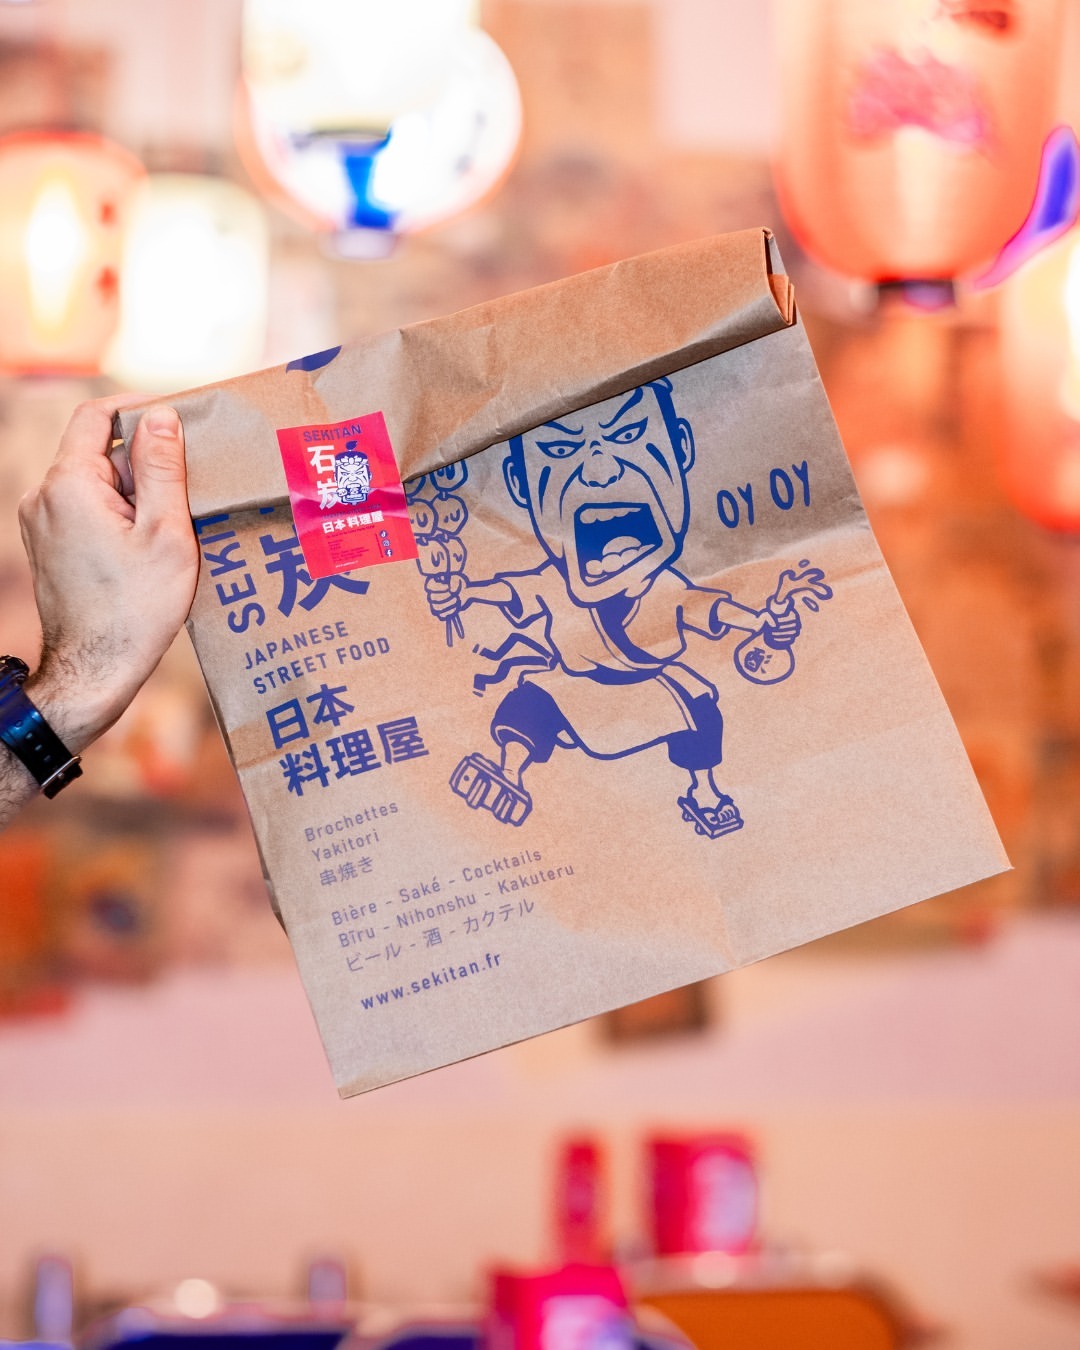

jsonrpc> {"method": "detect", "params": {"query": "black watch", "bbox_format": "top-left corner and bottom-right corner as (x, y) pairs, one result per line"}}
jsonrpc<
(0, 656), (82, 799)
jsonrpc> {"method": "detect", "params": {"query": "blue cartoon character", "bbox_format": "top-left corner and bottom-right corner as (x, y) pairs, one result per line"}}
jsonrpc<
(334, 440), (371, 506)
(422, 378), (831, 836)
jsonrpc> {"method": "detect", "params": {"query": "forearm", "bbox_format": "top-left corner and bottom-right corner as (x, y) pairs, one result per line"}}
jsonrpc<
(710, 596), (767, 634)
(464, 578), (518, 609)
(678, 586), (766, 639)
(0, 746), (39, 828)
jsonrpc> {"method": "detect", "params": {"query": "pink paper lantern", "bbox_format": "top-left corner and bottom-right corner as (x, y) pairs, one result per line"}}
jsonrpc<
(773, 0), (1067, 289)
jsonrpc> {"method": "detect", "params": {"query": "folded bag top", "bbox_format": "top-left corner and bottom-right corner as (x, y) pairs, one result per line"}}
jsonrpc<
(115, 227), (793, 515)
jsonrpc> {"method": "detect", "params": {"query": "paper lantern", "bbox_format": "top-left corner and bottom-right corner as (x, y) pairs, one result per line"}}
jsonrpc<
(235, 20), (521, 252)
(998, 225), (1080, 531)
(242, 0), (478, 135)
(0, 131), (144, 374)
(772, 0), (1067, 290)
(103, 174), (269, 390)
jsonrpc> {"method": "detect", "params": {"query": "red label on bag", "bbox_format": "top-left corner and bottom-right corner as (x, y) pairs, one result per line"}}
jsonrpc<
(276, 412), (417, 579)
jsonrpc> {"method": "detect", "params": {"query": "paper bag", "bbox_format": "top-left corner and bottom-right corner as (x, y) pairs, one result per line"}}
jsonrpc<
(117, 227), (1007, 1098)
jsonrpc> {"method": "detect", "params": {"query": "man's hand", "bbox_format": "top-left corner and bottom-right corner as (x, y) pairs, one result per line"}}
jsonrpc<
(425, 572), (470, 621)
(17, 396), (198, 756)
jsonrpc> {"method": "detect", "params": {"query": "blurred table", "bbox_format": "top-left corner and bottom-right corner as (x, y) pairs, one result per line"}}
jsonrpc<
(626, 1250), (940, 1350)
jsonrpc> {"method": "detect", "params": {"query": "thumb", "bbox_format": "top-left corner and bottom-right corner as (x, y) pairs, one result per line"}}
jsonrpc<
(129, 405), (190, 526)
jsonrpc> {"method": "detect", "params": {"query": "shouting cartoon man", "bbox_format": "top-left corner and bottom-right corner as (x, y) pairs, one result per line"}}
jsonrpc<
(423, 377), (826, 836)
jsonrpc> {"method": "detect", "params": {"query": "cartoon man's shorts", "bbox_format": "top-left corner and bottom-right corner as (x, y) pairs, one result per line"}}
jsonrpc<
(490, 680), (724, 769)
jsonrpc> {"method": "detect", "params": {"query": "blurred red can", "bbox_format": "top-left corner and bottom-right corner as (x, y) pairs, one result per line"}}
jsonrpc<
(488, 1264), (632, 1350)
(647, 1134), (758, 1256)
(553, 1138), (608, 1265)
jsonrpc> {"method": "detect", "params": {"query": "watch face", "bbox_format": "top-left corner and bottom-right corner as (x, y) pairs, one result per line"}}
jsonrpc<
(0, 655), (29, 684)
(0, 655), (79, 795)
(0, 655), (30, 698)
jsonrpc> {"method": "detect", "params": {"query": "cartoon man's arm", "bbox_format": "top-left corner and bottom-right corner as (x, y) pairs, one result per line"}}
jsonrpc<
(425, 573), (543, 625)
(680, 587), (802, 645)
(425, 575), (511, 619)
(710, 596), (800, 643)
(681, 565), (831, 645)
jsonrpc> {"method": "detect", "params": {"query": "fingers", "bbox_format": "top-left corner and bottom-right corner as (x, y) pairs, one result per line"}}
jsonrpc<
(768, 613), (801, 646)
(426, 587), (459, 618)
(53, 393), (149, 470)
(108, 444), (136, 499)
(128, 405), (191, 529)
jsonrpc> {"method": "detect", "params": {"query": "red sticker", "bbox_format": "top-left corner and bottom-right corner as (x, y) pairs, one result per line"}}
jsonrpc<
(276, 412), (418, 579)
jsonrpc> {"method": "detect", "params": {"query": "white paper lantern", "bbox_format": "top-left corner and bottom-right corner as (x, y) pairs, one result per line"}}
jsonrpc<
(105, 174), (269, 390)
(236, 22), (521, 251)
(242, 0), (478, 136)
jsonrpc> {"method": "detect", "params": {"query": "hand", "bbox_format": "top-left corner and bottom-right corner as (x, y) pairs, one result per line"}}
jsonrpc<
(761, 605), (802, 648)
(17, 396), (199, 754)
(424, 573), (468, 620)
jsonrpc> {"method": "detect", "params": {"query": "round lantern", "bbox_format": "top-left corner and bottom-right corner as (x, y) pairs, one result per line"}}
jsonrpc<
(103, 173), (270, 391)
(0, 131), (144, 375)
(235, 20), (521, 252)
(242, 0), (478, 136)
(772, 0), (1067, 290)
(998, 224), (1080, 531)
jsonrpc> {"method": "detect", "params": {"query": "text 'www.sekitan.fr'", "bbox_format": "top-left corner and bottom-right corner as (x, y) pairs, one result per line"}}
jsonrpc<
(360, 950), (502, 1009)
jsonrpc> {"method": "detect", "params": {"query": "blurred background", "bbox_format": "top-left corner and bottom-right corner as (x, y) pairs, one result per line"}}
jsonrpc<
(0, 3), (1079, 1350)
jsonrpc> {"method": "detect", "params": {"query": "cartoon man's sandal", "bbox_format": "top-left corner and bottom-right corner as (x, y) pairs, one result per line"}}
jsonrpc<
(450, 753), (533, 826)
(677, 792), (744, 839)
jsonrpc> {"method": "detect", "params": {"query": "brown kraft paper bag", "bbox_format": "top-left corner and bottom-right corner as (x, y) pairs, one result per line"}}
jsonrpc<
(117, 227), (1008, 1098)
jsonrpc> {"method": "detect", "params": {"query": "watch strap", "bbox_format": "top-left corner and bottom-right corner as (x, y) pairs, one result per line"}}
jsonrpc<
(0, 657), (82, 799)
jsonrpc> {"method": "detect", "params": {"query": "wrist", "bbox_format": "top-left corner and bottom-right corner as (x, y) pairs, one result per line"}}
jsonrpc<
(23, 659), (126, 754)
(0, 656), (86, 799)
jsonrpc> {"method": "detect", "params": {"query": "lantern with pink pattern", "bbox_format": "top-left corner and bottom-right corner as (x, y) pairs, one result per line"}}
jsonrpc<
(772, 0), (1069, 296)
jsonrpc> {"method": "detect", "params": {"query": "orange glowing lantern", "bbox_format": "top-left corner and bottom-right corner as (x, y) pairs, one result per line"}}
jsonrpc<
(999, 225), (1080, 531)
(773, 0), (1068, 294)
(0, 131), (144, 375)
